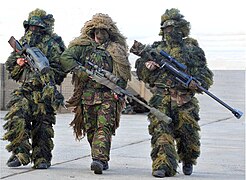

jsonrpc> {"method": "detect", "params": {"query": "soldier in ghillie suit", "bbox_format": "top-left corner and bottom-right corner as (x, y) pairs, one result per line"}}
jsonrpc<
(3, 8), (66, 169)
(133, 8), (213, 178)
(60, 13), (131, 174)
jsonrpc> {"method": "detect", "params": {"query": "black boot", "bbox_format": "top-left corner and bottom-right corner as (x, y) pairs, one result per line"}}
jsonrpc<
(182, 163), (193, 175)
(33, 159), (51, 169)
(102, 161), (109, 170)
(152, 169), (166, 178)
(7, 156), (21, 167)
(91, 160), (103, 174)
(35, 162), (51, 169)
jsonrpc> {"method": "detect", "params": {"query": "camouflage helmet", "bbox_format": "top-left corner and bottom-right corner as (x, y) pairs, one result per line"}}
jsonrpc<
(23, 8), (55, 33)
(159, 8), (190, 37)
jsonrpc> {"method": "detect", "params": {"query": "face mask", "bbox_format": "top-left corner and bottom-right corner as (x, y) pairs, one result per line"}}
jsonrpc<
(163, 26), (183, 45)
(25, 26), (44, 46)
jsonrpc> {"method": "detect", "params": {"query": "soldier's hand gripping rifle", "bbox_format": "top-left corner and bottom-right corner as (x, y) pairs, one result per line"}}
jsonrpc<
(8, 36), (66, 108)
(130, 40), (243, 119)
(8, 36), (50, 74)
(74, 61), (172, 124)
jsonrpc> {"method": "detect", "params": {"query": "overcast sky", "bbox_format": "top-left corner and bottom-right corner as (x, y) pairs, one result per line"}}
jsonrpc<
(0, 0), (245, 69)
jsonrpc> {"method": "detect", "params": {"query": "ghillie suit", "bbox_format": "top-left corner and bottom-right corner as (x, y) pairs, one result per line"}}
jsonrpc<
(3, 8), (66, 169)
(134, 8), (213, 177)
(60, 13), (131, 166)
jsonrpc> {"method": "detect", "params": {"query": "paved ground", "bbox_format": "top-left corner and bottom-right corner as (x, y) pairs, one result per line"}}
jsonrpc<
(0, 70), (245, 180)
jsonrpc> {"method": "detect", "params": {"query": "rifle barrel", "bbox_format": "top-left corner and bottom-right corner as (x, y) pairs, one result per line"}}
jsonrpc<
(198, 85), (243, 119)
(130, 95), (172, 124)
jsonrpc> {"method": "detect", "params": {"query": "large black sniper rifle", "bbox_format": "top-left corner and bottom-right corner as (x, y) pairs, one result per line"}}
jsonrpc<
(130, 40), (243, 119)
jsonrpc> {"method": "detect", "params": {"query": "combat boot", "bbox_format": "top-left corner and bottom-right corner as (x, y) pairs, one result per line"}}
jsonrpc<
(102, 161), (109, 170)
(91, 160), (103, 174)
(182, 163), (193, 175)
(35, 162), (51, 169)
(7, 156), (21, 167)
(152, 169), (166, 178)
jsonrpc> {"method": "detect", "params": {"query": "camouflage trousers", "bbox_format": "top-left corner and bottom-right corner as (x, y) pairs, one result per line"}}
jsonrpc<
(3, 85), (56, 168)
(148, 96), (200, 176)
(83, 100), (117, 162)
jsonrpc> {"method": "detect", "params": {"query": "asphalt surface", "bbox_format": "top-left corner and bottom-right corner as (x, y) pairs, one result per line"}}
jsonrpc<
(0, 70), (245, 180)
